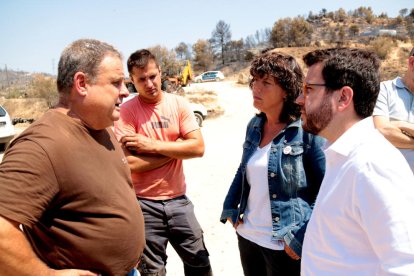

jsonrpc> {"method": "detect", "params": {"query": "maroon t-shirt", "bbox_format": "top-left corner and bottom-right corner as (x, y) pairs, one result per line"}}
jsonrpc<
(0, 110), (145, 275)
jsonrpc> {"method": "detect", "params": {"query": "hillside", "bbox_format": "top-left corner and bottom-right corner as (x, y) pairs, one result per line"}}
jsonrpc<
(227, 41), (411, 85)
(270, 42), (411, 81)
(1, 43), (412, 124)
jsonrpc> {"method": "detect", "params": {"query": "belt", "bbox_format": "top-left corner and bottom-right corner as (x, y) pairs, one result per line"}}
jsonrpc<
(137, 195), (187, 203)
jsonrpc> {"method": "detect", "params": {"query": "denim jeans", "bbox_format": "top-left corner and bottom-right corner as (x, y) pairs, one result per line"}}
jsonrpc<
(137, 195), (212, 276)
(126, 268), (140, 276)
(238, 234), (300, 276)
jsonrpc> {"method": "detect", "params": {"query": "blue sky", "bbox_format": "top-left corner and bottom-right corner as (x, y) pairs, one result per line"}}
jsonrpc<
(0, 0), (412, 75)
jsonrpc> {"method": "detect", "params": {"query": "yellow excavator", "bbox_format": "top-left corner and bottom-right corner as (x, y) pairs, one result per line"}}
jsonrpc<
(161, 60), (193, 94)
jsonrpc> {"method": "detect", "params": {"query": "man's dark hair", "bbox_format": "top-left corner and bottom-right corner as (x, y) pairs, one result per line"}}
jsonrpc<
(127, 49), (160, 74)
(249, 51), (303, 123)
(303, 48), (381, 118)
(57, 39), (121, 95)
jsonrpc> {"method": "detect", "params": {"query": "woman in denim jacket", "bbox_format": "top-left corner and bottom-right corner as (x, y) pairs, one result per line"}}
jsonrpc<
(220, 51), (325, 275)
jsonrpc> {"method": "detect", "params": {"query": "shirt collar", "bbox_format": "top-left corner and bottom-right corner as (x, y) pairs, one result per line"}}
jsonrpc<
(325, 117), (374, 157)
(394, 76), (409, 90)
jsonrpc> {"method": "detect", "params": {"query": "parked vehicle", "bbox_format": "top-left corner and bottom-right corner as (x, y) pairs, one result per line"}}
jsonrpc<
(121, 93), (208, 127)
(0, 105), (15, 150)
(194, 71), (225, 83)
(191, 103), (208, 127)
(161, 60), (193, 94)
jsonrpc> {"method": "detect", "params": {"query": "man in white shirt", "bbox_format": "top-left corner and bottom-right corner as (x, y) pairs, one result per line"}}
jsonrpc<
(296, 48), (414, 275)
(373, 47), (414, 172)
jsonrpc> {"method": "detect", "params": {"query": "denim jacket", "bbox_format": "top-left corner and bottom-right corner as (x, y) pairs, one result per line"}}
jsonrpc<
(220, 114), (325, 256)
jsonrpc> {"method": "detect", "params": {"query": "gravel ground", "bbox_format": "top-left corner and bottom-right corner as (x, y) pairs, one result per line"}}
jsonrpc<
(165, 81), (256, 275)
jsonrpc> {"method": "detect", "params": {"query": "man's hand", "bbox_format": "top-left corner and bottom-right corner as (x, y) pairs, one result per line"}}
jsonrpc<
(121, 134), (157, 153)
(284, 243), (300, 260)
(226, 217), (243, 229)
(391, 121), (414, 138)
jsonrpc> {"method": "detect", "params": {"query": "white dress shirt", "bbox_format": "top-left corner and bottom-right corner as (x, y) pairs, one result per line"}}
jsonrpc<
(301, 117), (414, 276)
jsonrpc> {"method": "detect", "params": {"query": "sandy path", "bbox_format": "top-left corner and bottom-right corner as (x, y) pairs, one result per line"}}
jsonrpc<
(165, 81), (256, 275)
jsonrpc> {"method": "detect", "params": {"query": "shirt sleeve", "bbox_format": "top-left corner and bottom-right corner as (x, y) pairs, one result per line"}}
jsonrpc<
(355, 162), (414, 274)
(0, 140), (59, 226)
(372, 81), (390, 117)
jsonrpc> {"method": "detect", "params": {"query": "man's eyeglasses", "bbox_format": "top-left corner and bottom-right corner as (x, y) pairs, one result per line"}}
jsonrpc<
(303, 82), (326, 95)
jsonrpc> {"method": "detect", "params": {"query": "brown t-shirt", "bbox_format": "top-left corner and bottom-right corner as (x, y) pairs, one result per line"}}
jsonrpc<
(0, 110), (145, 275)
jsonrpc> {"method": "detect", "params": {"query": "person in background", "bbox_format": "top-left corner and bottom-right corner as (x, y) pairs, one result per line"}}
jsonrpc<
(297, 47), (414, 275)
(220, 51), (326, 276)
(0, 39), (145, 275)
(114, 49), (212, 276)
(373, 47), (414, 172)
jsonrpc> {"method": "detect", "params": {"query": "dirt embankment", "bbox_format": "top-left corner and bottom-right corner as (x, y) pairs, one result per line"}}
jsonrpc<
(0, 97), (49, 122)
(0, 87), (225, 125)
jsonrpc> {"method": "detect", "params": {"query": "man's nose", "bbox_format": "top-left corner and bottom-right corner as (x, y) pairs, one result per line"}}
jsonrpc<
(120, 82), (130, 97)
(295, 93), (304, 105)
(144, 78), (154, 87)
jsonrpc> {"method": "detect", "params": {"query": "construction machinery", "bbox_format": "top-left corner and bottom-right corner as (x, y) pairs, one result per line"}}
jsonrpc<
(161, 60), (193, 94)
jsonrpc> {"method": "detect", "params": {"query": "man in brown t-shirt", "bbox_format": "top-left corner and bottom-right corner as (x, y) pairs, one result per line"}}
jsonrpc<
(0, 39), (145, 275)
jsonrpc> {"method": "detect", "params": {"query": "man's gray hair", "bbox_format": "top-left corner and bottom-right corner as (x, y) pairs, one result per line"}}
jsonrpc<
(57, 39), (122, 94)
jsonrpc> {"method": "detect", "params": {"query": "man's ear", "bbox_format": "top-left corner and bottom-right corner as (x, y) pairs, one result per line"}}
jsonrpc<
(73, 72), (88, 96)
(337, 86), (353, 112)
(408, 56), (414, 71)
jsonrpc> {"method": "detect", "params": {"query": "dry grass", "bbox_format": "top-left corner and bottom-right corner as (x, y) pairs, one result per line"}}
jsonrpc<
(184, 90), (224, 119)
(0, 97), (49, 120)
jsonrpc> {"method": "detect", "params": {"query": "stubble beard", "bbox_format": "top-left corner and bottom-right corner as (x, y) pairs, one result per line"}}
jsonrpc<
(302, 94), (333, 135)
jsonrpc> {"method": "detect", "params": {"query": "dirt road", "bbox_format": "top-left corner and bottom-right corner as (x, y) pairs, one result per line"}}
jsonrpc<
(165, 81), (255, 275)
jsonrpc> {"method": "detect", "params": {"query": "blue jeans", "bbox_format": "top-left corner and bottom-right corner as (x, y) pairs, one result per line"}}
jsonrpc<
(137, 195), (212, 276)
(126, 268), (140, 276)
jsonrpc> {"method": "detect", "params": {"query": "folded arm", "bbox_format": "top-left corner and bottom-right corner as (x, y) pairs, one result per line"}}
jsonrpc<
(373, 116), (414, 149)
(121, 129), (204, 173)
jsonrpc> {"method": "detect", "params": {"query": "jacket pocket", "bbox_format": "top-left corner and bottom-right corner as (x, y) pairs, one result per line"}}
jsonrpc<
(281, 144), (306, 193)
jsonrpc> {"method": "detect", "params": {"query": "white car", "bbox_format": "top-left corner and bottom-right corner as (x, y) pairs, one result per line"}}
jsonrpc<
(194, 71), (225, 83)
(0, 105), (15, 150)
(121, 93), (208, 127)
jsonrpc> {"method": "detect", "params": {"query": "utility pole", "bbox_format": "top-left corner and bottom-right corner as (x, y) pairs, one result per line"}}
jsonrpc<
(5, 64), (10, 87)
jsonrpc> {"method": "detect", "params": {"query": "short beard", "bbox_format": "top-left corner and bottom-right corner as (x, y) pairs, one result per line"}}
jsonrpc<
(302, 94), (333, 135)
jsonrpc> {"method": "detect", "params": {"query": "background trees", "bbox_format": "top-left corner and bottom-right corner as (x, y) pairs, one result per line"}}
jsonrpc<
(210, 20), (232, 65)
(147, 45), (182, 80)
(192, 39), (214, 72)
(175, 42), (192, 60)
(270, 17), (313, 48)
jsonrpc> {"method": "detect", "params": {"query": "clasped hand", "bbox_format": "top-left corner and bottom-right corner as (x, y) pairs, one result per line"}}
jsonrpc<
(121, 134), (156, 153)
